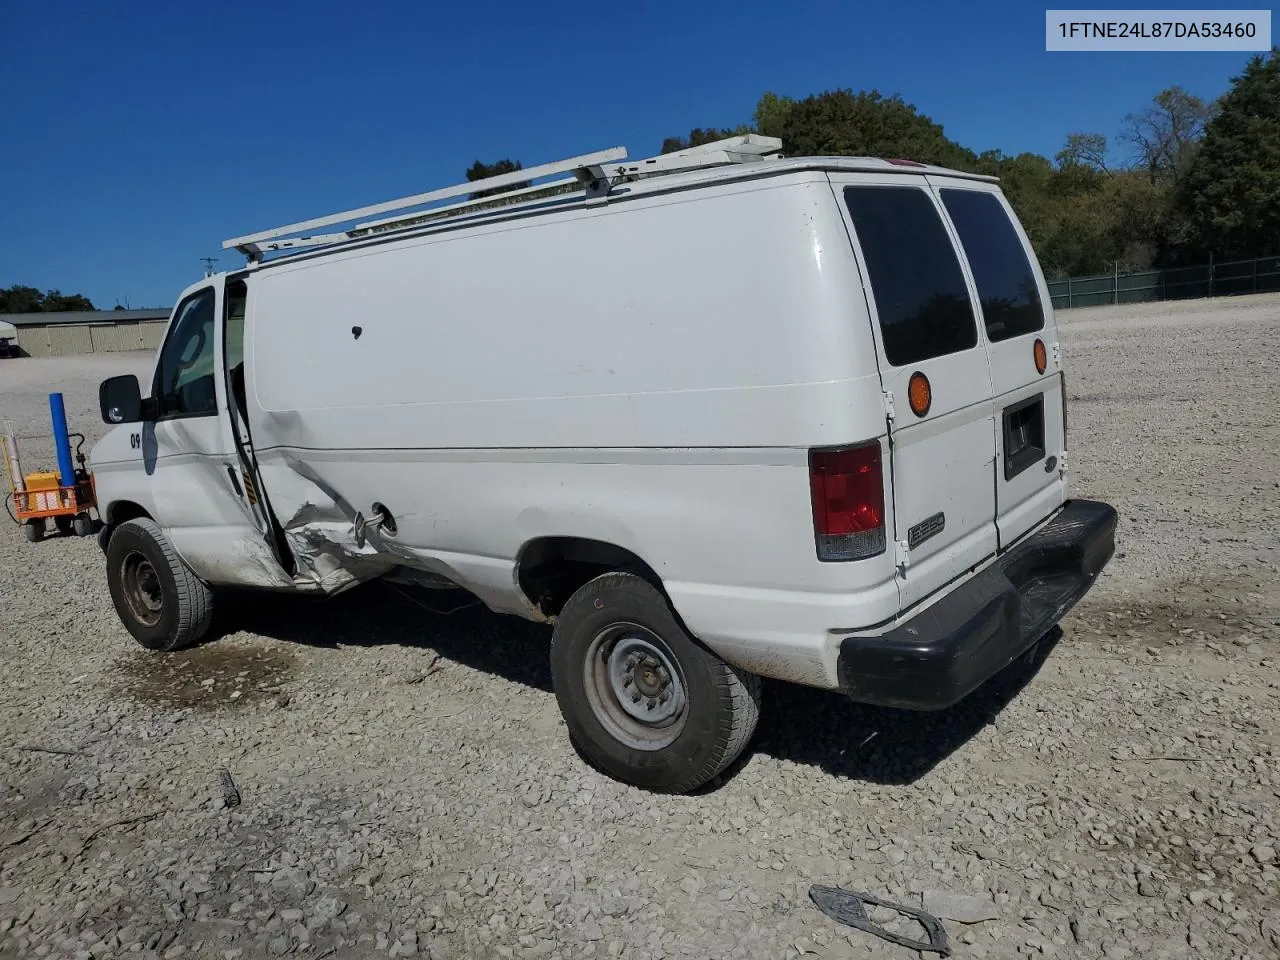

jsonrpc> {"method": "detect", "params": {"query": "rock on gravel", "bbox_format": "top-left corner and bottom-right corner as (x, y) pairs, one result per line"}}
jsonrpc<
(920, 890), (1000, 924)
(1261, 911), (1280, 950)
(270, 867), (315, 900)
(312, 895), (347, 920)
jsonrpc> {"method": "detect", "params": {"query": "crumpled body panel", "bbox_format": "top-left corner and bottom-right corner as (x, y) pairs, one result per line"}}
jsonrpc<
(258, 451), (398, 595)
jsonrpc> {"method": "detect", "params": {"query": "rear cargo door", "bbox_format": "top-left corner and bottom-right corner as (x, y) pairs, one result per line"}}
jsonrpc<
(929, 178), (1067, 548)
(832, 175), (999, 611)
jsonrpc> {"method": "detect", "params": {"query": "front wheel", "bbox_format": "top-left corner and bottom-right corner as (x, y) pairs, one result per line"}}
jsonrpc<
(550, 572), (760, 793)
(22, 519), (44, 543)
(105, 518), (213, 651)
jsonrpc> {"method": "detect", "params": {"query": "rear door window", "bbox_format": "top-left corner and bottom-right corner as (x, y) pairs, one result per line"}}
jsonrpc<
(843, 185), (978, 367)
(940, 189), (1045, 342)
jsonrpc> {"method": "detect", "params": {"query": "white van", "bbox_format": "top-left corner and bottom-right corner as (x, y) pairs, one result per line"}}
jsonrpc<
(91, 136), (1116, 792)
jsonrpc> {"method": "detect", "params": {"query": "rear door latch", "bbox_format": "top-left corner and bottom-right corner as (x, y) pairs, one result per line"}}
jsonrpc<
(895, 539), (911, 575)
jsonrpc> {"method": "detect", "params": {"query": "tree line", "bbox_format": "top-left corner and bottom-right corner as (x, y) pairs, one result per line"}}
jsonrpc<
(0, 285), (96, 313)
(473, 49), (1279, 280)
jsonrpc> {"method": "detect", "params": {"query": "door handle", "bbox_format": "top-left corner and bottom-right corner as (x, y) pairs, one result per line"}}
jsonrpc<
(226, 466), (244, 498)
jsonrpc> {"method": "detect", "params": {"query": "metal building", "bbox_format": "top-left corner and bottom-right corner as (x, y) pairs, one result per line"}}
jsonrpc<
(3, 309), (170, 358)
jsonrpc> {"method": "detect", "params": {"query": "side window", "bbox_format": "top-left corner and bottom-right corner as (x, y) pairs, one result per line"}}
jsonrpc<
(155, 289), (217, 418)
(843, 186), (978, 366)
(940, 189), (1045, 342)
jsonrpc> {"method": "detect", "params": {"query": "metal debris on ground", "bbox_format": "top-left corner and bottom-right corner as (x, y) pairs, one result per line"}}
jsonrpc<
(76, 812), (165, 859)
(407, 653), (443, 684)
(18, 744), (89, 758)
(808, 884), (952, 957)
(213, 767), (241, 808)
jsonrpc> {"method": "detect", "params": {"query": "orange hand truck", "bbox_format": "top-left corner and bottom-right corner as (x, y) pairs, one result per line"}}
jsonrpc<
(4, 419), (98, 543)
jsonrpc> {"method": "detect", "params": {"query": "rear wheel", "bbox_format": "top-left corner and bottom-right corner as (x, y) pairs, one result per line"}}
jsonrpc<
(550, 572), (760, 793)
(73, 512), (94, 537)
(22, 519), (44, 543)
(105, 518), (213, 651)
(54, 515), (74, 536)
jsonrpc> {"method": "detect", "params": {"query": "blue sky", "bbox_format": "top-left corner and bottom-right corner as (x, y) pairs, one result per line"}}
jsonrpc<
(0, 0), (1263, 309)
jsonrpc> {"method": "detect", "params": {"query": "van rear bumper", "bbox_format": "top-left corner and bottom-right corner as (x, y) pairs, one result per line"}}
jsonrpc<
(836, 499), (1117, 711)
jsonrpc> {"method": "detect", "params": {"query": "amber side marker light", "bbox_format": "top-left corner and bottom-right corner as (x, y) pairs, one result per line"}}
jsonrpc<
(908, 372), (931, 417)
(1033, 338), (1047, 375)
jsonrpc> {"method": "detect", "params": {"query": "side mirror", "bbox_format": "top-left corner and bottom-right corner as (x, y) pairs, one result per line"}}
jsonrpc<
(99, 375), (145, 425)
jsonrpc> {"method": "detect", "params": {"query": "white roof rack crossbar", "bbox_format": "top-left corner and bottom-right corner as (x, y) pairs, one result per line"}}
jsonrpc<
(350, 176), (583, 236)
(222, 146), (627, 253)
(224, 136), (787, 260)
(665, 134), (782, 159)
(241, 178), (590, 256)
(597, 135), (783, 182)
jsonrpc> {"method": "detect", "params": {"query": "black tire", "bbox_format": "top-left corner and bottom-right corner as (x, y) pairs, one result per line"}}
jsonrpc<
(550, 572), (760, 793)
(54, 515), (74, 536)
(105, 517), (213, 652)
(73, 512), (94, 538)
(22, 519), (44, 543)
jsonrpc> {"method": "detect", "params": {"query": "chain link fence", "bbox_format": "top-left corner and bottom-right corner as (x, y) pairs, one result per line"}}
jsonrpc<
(1048, 255), (1280, 310)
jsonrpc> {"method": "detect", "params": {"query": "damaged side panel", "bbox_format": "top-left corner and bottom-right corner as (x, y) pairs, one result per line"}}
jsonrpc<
(251, 448), (529, 614)
(253, 453), (399, 594)
(179, 530), (305, 591)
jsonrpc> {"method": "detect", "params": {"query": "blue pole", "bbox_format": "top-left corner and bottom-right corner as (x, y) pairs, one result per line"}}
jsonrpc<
(49, 392), (75, 487)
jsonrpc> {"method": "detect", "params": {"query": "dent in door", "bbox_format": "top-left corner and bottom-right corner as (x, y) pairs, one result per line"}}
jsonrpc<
(257, 454), (397, 594)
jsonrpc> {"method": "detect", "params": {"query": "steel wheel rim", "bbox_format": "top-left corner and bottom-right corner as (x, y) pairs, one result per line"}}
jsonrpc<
(583, 622), (687, 751)
(121, 550), (163, 627)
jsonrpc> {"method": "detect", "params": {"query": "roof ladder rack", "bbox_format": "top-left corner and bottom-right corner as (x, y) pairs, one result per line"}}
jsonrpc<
(596, 134), (782, 182)
(580, 134), (782, 203)
(222, 135), (784, 260)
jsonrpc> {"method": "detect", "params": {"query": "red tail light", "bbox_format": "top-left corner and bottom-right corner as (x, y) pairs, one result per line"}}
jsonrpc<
(809, 443), (887, 562)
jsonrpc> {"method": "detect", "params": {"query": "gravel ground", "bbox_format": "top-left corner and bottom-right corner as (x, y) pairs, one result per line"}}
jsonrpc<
(1, 294), (1278, 960)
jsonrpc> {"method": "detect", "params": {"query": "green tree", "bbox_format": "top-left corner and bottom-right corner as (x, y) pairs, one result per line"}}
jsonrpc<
(0, 285), (95, 313)
(0, 285), (43, 313)
(779, 90), (978, 169)
(1055, 133), (1111, 174)
(977, 133), (1166, 277)
(753, 92), (794, 139)
(1121, 85), (1212, 183)
(466, 159), (529, 200)
(660, 126), (752, 154)
(42, 291), (95, 311)
(622, 71), (1256, 274)
(1058, 173), (1165, 273)
(1173, 50), (1280, 261)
